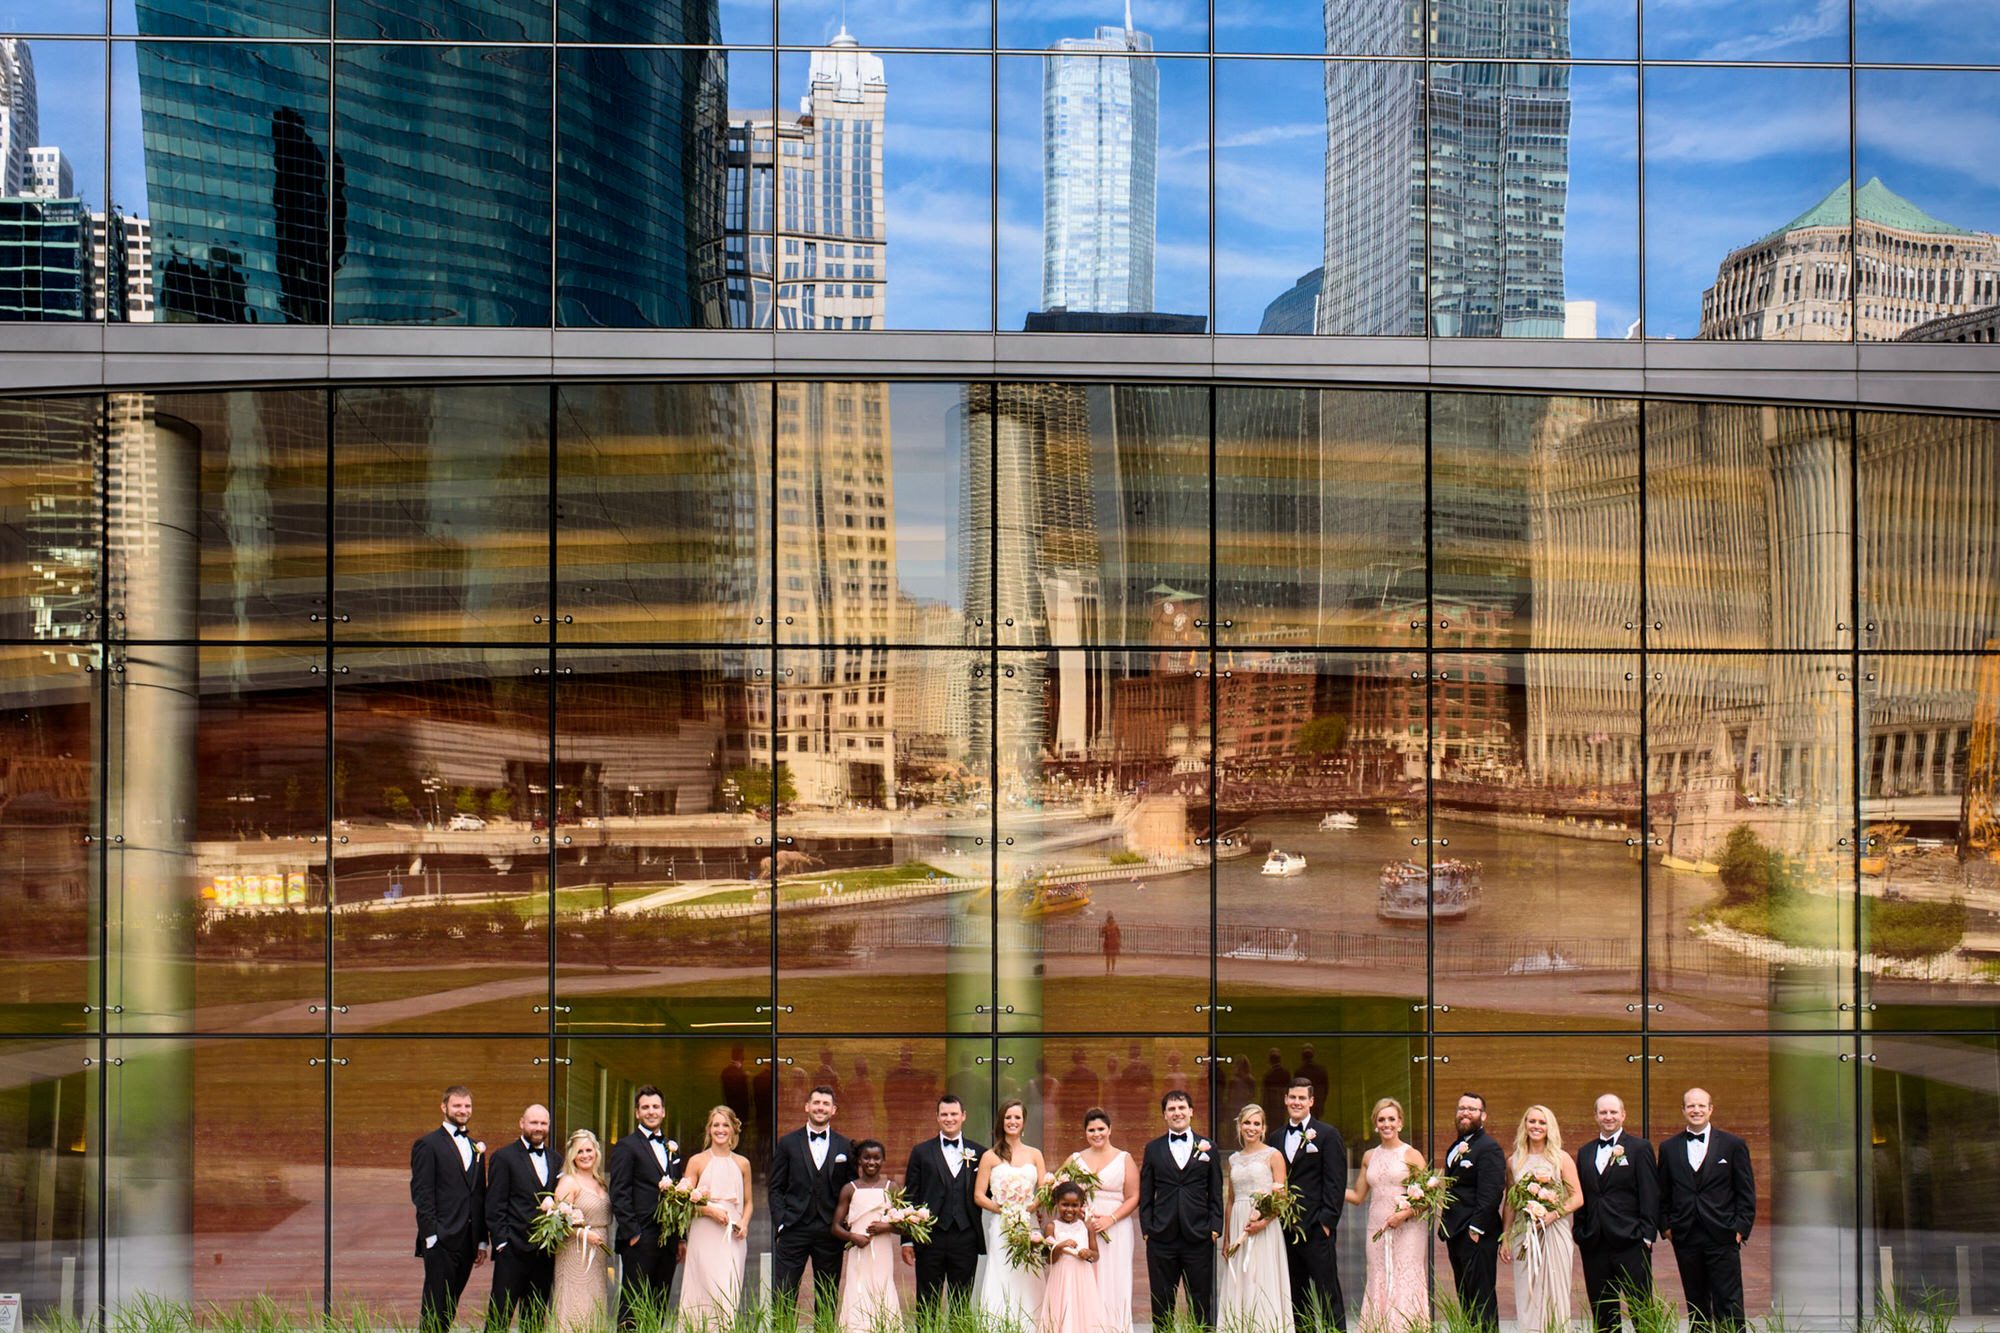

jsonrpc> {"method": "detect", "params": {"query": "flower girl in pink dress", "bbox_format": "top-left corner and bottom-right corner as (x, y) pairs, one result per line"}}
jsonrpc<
(1040, 1182), (1106, 1333)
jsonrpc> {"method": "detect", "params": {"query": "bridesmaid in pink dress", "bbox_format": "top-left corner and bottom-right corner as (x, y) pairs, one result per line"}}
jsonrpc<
(1343, 1097), (1431, 1333)
(678, 1105), (753, 1330)
(1039, 1183), (1106, 1333)
(831, 1140), (900, 1333)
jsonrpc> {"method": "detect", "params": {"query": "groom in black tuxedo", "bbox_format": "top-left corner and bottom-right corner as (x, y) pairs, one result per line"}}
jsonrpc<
(1658, 1087), (1756, 1333)
(1440, 1092), (1506, 1332)
(411, 1084), (488, 1333)
(1575, 1093), (1659, 1333)
(485, 1102), (558, 1333)
(1138, 1089), (1223, 1326)
(899, 1093), (986, 1305)
(609, 1085), (684, 1332)
(1279, 1077), (1347, 1329)
(770, 1084), (856, 1316)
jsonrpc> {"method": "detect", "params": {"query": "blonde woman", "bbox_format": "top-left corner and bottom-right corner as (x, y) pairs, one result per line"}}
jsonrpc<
(1218, 1104), (1293, 1333)
(1342, 1098), (1430, 1333)
(1501, 1105), (1583, 1333)
(679, 1106), (754, 1329)
(549, 1130), (612, 1333)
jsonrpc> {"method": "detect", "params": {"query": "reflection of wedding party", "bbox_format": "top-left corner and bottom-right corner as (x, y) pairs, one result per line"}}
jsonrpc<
(413, 1078), (1755, 1333)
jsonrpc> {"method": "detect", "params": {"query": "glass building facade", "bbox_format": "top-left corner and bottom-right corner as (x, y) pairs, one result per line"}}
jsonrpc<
(1, 1), (1999, 1331)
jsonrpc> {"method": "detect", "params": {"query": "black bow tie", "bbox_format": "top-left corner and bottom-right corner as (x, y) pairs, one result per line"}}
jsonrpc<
(1599, 1136), (1616, 1145)
(647, 1132), (664, 1143)
(1170, 1132), (1189, 1143)
(810, 1131), (827, 1142)
(526, 1144), (545, 1155)
(451, 1127), (468, 1138)
(1288, 1123), (1306, 1134)
(942, 1138), (961, 1150)
(1688, 1131), (1707, 1142)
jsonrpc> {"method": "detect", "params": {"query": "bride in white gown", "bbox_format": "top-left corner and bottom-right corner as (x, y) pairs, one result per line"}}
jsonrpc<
(974, 1099), (1048, 1325)
(1220, 1103), (1294, 1333)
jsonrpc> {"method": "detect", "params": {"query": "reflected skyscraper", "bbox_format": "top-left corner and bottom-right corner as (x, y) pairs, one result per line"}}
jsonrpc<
(0, 39), (36, 197)
(1319, 1), (1570, 336)
(1042, 7), (1157, 315)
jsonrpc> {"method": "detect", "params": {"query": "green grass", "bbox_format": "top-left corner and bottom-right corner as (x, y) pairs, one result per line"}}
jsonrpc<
(1714, 889), (1966, 959)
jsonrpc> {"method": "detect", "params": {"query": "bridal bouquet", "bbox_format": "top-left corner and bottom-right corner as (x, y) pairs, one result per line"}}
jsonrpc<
(653, 1175), (711, 1235)
(1035, 1156), (1104, 1211)
(881, 1185), (936, 1245)
(1503, 1170), (1571, 1247)
(992, 1169), (1038, 1210)
(1374, 1164), (1453, 1241)
(528, 1194), (603, 1255)
(998, 1202), (1058, 1275)
(1250, 1182), (1305, 1242)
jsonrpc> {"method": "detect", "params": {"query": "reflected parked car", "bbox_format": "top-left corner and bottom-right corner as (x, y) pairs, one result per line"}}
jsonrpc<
(447, 814), (486, 831)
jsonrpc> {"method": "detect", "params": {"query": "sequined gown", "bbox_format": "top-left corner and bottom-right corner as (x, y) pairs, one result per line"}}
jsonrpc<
(1359, 1149), (1431, 1333)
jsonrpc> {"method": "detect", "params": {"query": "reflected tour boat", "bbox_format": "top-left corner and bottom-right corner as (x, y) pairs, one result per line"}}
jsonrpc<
(1260, 850), (1308, 877)
(1377, 858), (1483, 922)
(1318, 811), (1360, 830)
(1020, 880), (1092, 919)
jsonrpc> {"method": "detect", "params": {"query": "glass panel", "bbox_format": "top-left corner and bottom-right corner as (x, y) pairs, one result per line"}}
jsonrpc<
(1215, 386), (1426, 650)
(332, 384), (550, 642)
(1222, 0), (1395, 55)
(1433, 654), (1644, 1029)
(0, 396), (99, 641)
(0, 647), (98, 1035)
(1857, 0), (2000, 64)
(1641, 0), (1847, 61)
(559, 0), (760, 43)
(105, 391), (330, 639)
(330, 1039), (548, 1315)
(1324, 59), (1428, 335)
(332, 45), (552, 326)
(1648, 1035), (1857, 1329)
(776, 646), (990, 1033)
(1647, 654), (1856, 1029)
(1645, 401), (1851, 652)
(1864, 1033), (2000, 1318)
(336, 0), (548, 41)
(555, 382), (771, 642)
(1642, 66), (1850, 341)
(996, 649), (1211, 1033)
(331, 649), (551, 1034)
(0, 1039), (98, 1322)
(775, 51), (989, 332)
(999, 2), (1204, 55)
(783, 0), (988, 49)
(553, 649), (772, 1033)
(1860, 653), (1993, 1030)
(103, 1037), (324, 1309)
(1433, 393), (1641, 651)
(177, 648), (327, 1033)
(1856, 71), (2000, 344)
(1430, 0), (1636, 59)
(1214, 58), (1331, 334)
(112, 42), (332, 324)
(1858, 412), (2000, 653)
(776, 1035), (993, 1175)
(1214, 654), (1425, 1032)
(993, 383), (1208, 648)
(0, 0), (102, 31)
(0, 40), (105, 321)
(998, 54), (1206, 334)
(117, 0), (329, 37)
(558, 48), (760, 330)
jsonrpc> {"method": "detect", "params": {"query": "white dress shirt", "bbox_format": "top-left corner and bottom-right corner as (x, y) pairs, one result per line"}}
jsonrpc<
(808, 1125), (830, 1169)
(1686, 1130), (1709, 1171)
(1284, 1121), (1307, 1162)
(447, 1121), (473, 1171)
(526, 1138), (549, 1186)
(1169, 1131), (1193, 1169)
(941, 1135), (965, 1176)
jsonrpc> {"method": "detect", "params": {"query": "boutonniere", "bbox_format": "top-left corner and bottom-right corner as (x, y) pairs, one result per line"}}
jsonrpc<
(1196, 1140), (1211, 1153)
(474, 1141), (487, 1157)
(960, 1147), (978, 1167)
(1303, 1128), (1317, 1143)
(1608, 1146), (1627, 1165)
(666, 1140), (680, 1155)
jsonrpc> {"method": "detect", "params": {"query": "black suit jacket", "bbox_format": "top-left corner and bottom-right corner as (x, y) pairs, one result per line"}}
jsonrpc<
(1657, 1128), (1755, 1242)
(1138, 1133), (1224, 1244)
(486, 1138), (560, 1254)
(1439, 1128), (1506, 1240)
(769, 1127), (856, 1234)
(1278, 1116), (1345, 1236)
(1574, 1132), (1658, 1248)
(412, 1126), (487, 1256)
(901, 1136), (987, 1248)
(610, 1129), (684, 1245)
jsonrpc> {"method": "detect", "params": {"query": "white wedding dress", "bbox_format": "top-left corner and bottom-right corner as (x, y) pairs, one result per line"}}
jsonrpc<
(976, 1160), (1046, 1326)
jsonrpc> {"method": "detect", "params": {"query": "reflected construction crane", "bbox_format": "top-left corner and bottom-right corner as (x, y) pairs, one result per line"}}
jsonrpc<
(1960, 639), (2000, 861)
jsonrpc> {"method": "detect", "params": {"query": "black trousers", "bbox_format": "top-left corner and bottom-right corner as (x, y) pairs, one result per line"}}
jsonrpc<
(617, 1232), (680, 1331)
(1145, 1232), (1216, 1327)
(1446, 1228), (1501, 1331)
(1580, 1239), (1654, 1333)
(486, 1243), (554, 1333)
(772, 1223), (848, 1314)
(1672, 1231), (1745, 1332)
(912, 1228), (980, 1307)
(420, 1229), (479, 1333)
(1286, 1225), (1347, 1329)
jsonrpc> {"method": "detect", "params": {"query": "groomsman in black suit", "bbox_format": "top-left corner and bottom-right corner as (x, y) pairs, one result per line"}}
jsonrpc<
(1440, 1092), (1506, 1331)
(770, 1084), (857, 1316)
(898, 1093), (986, 1305)
(411, 1084), (488, 1333)
(609, 1085), (683, 1332)
(1658, 1087), (1756, 1333)
(485, 1103), (557, 1333)
(1575, 1093), (1659, 1333)
(1138, 1089), (1223, 1327)
(1279, 1077), (1347, 1329)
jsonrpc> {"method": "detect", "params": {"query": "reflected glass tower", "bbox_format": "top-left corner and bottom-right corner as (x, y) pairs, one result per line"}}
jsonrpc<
(1, 38), (38, 196)
(1041, 8), (1157, 315)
